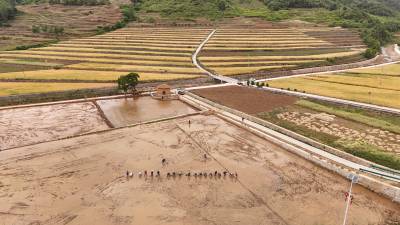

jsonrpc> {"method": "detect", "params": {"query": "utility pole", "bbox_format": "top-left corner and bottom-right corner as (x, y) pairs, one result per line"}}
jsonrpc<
(342, 174), (358, 225)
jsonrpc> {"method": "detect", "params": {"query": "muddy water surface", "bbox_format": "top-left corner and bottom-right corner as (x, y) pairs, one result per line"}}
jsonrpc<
(97, 96), (197, 127)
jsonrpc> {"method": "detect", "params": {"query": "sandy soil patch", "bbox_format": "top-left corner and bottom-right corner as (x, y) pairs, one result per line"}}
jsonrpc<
(191, 86), (297, 114)
(97, 96), (198, 127)
(0, 102), (109, 150)
(0, 114), (398, 225)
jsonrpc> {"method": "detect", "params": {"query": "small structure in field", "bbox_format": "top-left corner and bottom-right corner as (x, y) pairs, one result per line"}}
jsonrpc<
(151, 84), (178, 100)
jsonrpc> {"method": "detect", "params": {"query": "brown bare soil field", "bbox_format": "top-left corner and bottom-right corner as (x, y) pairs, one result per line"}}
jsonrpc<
(191, 85), (297, 114)
(0, 4), (122, 51)
(0, 114), (399, 225)
(0, 102), (109, 150)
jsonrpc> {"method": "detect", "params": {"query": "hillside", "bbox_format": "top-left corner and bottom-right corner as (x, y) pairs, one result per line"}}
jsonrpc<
(137, 0), (400, 57)
(0, 0), (16, 24)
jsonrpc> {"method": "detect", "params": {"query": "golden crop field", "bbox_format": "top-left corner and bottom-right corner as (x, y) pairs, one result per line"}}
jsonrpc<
(52, 43), (195, 52)
(0, 26), (367, 96)
(30, 47), (193, 56)
(307, 73), (400, 91)
(349, 63), (400, 76)
(62, 41), (199, 48)
(65, 63), (203, 74)
(73, 39), (202, 45)
(267, 71), (400, 109)
(0, 70), (201, 81)
(206, 40), (329, 45)
(0, 27), (212, 96)
(200, 27), (365, 76)
(199, 50), (365, 62)
(0, 82), (115, 96)
(1, 51), (192, 62)
(212, 65), (296, 76)
(205, 59), (325, 67)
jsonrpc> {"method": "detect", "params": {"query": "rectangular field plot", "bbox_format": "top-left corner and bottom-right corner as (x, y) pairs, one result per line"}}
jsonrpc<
(211, 65), (296, 76)
(0, 82), (114, 96)
(0, 70), (202, 81)
(200, 27), (365, 76)
(1, 52), (192, 62)
(0, 114), (398, 225)
(64, 63), (204, 74)
(0, 102), (109, 150)
(349, 63), (400, 76)
(199, 49), (364, 62)
(97, 96), (198, 127)
(0, 27), (210, 91)
(267, 74), (400, 109)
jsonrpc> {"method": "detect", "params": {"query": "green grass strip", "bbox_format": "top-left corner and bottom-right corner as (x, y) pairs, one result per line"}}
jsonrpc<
(258, 109), (400, 170)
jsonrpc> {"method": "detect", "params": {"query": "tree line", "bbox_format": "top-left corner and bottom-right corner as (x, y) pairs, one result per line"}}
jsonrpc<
(263, 0), (400, 58)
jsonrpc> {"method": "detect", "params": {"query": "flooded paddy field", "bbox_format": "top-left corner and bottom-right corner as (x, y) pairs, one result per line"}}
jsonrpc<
(0, 96), (198, 150)
(0, 102), (108, 150)
(96, 96), (198, 127)
(0, 114), (398, 225)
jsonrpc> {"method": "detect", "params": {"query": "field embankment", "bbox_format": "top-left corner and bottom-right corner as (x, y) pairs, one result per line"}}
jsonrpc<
(199, 24), (366, 77)
(0, 27), (212, 96)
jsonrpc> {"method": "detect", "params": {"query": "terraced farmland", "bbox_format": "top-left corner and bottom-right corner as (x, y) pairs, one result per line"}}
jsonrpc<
(199, 27), (366, 76)
(0, 4), (122, 51)
(0, 27), (212, 96)
(267, 63), (400, 109)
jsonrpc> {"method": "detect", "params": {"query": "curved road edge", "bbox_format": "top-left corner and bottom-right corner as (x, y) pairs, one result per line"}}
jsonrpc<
(192, 30), (239, 84)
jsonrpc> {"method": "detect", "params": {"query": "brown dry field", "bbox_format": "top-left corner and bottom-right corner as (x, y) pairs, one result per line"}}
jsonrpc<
(0, 102), (109, 150)
(97, 96), (198, 127)
(0, 114), (399, 225)
(192, 85), (297, 114)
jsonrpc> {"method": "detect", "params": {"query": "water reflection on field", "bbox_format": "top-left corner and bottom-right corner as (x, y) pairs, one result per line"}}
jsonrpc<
(97, 96), (197, 127)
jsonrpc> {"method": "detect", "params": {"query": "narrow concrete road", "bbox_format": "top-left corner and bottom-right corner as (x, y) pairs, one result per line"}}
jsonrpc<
(182, 94), (400, 183)
(192, 30), (239, 84)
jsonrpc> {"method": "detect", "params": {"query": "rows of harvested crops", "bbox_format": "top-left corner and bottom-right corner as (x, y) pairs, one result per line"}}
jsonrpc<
(266, 63), (400, 109)
(0, 70), (201, 82)
(0, 82), (115, 96)
(0, 27), (212, 83)
(0, 27), (212, 96)
(200, 28), (366, 76)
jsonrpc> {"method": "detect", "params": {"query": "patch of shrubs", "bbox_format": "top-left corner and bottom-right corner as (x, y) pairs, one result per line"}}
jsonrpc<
(13, 40), (58, 50)
(32, 24), (64, 36)
(48, 0), (109, 6)
(96, 5), (137, 34)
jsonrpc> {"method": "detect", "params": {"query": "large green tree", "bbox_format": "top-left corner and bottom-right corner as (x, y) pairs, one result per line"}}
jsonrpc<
(117, 72), (140, 97)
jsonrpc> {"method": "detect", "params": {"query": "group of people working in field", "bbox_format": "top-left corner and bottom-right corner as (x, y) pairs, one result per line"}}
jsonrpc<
(125, 157), (238, 180)
(126, 169), (238, 179)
